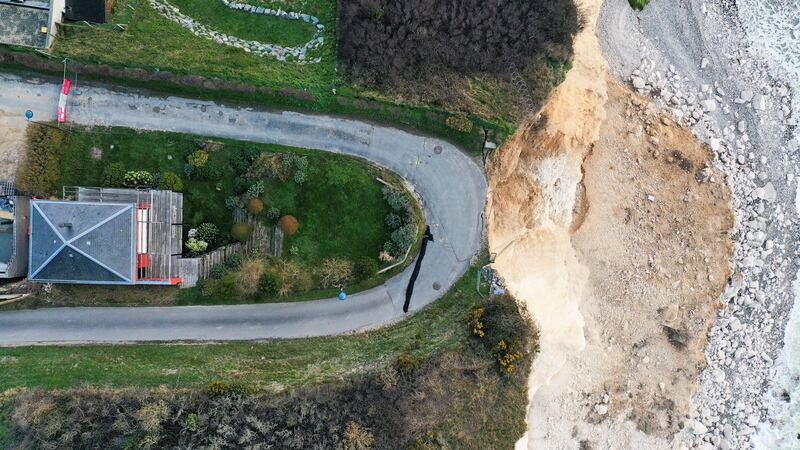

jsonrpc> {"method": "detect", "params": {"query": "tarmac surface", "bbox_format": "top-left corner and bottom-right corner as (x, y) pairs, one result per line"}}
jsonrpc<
(0, 71), (486, 345)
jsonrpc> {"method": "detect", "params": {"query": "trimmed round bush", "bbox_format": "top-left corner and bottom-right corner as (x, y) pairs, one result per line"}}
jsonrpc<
(258, 271), (283, 296)
(354, 256), (379, 281)
(247, 198), (264, 215)
(187, 149), (209, 168)
(195, 223), (219, 246)
(101, 163), (126, 187)
(158, 171), (184, 192)
(123, 170), (154, 187)
(278, 215), (299, 235)
(231, 223), (253, 242)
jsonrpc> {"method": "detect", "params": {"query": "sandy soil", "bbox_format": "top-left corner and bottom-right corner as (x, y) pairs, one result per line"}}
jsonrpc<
(487, 0), (735, 448)
(0, 107), (27, 181)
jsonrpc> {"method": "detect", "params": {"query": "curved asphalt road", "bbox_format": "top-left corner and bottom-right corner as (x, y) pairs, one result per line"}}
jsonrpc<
(0, 71), (486, 345)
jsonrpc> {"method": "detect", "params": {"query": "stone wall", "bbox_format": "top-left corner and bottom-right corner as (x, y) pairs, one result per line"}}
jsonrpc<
(149, 0), (325, 63)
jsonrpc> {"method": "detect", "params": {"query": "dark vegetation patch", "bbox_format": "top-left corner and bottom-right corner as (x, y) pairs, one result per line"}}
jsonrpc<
(338, 0), (579, 120)
(6, 295), (535, 449)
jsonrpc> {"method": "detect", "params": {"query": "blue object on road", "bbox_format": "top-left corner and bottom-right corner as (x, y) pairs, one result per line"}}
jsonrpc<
(25, 110), (33, 120)
(338, 290), (346, 301)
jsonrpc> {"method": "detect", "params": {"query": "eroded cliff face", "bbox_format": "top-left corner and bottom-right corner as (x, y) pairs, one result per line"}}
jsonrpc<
(487, 0), (734, 447)
(486, 0), (608, 446)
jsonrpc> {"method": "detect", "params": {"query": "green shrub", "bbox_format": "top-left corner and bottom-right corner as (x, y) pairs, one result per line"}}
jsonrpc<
(382, 186), (409, 211)
(225, 196), (245, 211)
(628, 0), (649, 10)
(124, 170), (154, 187)
(390, 223), (416, 252)
(385, 213), (402, 229)
(185, 238), (208, 256)
(464, 294), (532, 373)
(368, 6), (385, 25)
(265, 206), (281, 221)
(246, 181), (265, 199)
(258, 271), (283, 296)
(225, 253), (243, 269)
(280, 154), (308, 184)
(445, 113), (474, 133)
(187, 149), (209, 168)
(354, 256), (379, 281)
(195, 223), (219, 245)
(213, 274), (239, 297)
(158, 171), (183, 192)
(16, 125), (67, 195)
(231, 223), (253, 242)
(210, 264), (226, 279)
(247, 198), (264, 215)
(185, 413), (198, 433)
(101, 162), (126, 187)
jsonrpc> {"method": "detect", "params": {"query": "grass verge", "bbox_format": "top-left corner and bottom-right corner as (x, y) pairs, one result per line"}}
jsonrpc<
(0, 252), (489, 392)
(1, 252), (536, 448)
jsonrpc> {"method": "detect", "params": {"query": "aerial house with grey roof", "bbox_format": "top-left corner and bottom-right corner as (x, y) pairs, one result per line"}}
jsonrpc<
(29, 187), (184, 285)
(0, 0), (65, 49)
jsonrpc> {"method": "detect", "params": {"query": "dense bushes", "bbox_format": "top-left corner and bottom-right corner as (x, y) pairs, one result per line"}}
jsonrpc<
(382, 186), (418, 257)
(101, 162), (126, 188)
(278, 215), (299, 235)
(124, 170), (154, 187)
(248, 152), (308, 184)
(10, 311), (534, 448)
(465, 294), (535, 373)
(258, 271), (283, 296)
(354, 256), (379, 281)
(338, 0), (578, 115)
(231, 223), (252, 242)
(158, 171), (183, 192)
(16, 125), (68, 195)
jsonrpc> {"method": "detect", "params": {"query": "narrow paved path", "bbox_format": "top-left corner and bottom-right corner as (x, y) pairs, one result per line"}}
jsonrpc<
(0, 71), (486, 345)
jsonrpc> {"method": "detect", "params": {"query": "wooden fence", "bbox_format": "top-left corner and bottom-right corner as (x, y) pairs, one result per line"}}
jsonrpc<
(179, 218), (283, 288)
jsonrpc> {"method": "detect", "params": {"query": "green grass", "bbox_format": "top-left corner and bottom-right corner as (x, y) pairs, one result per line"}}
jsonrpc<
(58, 126), (392, 252)
(1, 0), (512, 153)
(168, 0), (318, 47)
(54, 0), (335, 87)
(0, 252), (487, 392)
(12, 124), (423, 306)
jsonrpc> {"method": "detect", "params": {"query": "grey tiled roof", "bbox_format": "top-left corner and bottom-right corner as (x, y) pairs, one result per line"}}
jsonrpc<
(29, 201), (136, 284)
(0, 4), (50, 48)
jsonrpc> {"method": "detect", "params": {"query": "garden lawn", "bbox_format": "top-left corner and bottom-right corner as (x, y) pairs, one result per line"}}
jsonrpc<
(53, 0), (335, 88)
(51, 125), (400, 301)
(168, 0), (317, 47)
(10, 125), (425, 309)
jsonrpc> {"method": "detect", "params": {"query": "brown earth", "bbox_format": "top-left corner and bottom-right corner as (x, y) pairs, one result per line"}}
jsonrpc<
(0, 107), (27, 181)
(486, 9), (734, 443)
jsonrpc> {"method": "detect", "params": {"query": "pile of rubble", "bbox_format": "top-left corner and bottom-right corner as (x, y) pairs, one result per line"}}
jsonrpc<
(149, 0), (325, 63)
(625, 3), (799, 447)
